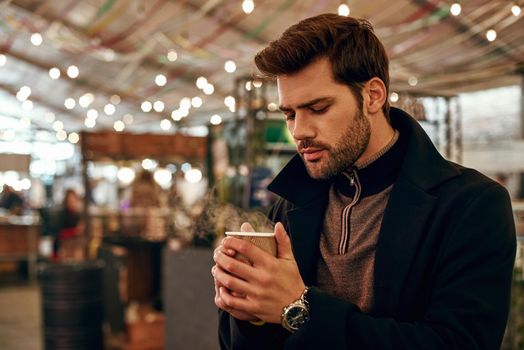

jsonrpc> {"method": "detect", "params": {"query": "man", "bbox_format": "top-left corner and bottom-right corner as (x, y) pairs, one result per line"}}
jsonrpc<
(212, 14), (516, 349)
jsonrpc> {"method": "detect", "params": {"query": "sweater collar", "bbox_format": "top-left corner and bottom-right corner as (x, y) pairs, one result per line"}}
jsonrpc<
(268, 107), (461, 206)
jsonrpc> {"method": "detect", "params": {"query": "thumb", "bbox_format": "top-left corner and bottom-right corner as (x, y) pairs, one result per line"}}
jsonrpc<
(240, 222), (255, 232)
(274, 222), (293, 260)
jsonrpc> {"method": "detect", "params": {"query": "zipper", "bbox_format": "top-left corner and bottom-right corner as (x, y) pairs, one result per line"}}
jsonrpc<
(338, 169), (361, 255)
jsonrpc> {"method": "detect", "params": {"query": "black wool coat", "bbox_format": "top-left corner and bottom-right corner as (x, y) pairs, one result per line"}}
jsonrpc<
(219, 108), (516, 350)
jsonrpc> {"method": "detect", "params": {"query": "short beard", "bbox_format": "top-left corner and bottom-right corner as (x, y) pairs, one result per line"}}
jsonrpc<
(303, 109), (371, 180)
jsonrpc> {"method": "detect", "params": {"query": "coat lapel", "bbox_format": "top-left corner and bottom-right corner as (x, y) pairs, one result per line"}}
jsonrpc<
(373, 177), (437, 315)
(287, 194), (328, 286)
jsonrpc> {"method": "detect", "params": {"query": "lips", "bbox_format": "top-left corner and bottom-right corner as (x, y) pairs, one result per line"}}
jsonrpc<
(301, 148), (325, 161)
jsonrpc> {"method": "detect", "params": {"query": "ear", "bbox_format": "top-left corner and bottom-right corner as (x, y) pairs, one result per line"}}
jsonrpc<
(363, 77), (387, 115)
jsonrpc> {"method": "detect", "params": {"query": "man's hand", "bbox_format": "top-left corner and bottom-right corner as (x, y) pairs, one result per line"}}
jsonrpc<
(212, 222), (306, 324)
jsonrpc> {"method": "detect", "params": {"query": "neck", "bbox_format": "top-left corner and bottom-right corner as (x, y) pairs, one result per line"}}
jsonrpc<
(357, 111), (395, 166)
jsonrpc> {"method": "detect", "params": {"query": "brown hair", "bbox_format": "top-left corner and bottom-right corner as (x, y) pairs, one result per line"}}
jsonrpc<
(255, 13), (390, 117)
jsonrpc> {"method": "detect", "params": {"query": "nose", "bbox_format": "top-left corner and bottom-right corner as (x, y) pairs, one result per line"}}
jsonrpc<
(290, 114), (315, 141)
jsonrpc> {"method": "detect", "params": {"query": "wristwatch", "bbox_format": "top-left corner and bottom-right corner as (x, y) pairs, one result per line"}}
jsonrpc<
(281, 287), (310, 333)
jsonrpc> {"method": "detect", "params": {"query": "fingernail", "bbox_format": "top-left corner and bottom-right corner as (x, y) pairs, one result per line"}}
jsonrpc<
(227, 249), (235, 256)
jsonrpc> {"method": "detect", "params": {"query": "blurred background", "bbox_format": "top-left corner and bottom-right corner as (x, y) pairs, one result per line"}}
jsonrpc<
(0, 0), (523, 349)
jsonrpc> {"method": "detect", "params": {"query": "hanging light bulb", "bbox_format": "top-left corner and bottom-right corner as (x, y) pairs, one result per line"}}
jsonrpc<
(0, 54), (6, 66)
(49, 67), (60, 79)
(67, 65), (79, 78)
(450, 3), (461, 16)
(104, 103), (116, 115)
(141, 101), (153, 112)
(203, 84), (214, 95)
(113, 120), (125, 132)
(64, 98), (76, 110)
(31, 33), (43, 46)
(389, 92), (399, 103)
(486, 29), (497, 42)
(191, 97), (203, 108)
(511, 4), (521, 16)
(68, 132), (80, 144)
(167, 50), (178, 62)
(155, 74), (167, 87)
(210, 114), (222, 125)
(338, 3), (350, 16)
(85, 118), (96, 128)
(408, 76), (418, 86)
(153, 100), (165, 112)
(160, 119), (172, 130)
(224, 60), (237, 73)
(196, 77), (208, 89)
(110, 94), (121, 105)
(242, 0), (254, 14)
(87, 109), (98, 119)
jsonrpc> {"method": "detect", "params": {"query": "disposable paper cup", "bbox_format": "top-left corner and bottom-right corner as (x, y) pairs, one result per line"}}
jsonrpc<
(225, 231), (277, 263)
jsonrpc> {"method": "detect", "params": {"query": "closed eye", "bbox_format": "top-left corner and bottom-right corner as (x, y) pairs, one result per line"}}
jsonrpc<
(310, 106), (329, 114)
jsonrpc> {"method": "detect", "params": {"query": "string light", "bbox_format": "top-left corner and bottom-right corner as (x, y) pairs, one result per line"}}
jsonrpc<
(242, 0), (255, 14)
(167, 50), (178, 62)
(245, 81), (252, 91)
(30, 33), (43, 46)
(180, 97), (191, 110)
(408, 76), (418, 86)
(486, 29), (497, 42)
(511, 4), (521, 16)
(49, 67), (60, 79)
(123, 114), (134, 124)
(338, 3), (350, 16)
(153, 100), (165, 112)
(224, 96), (235, 108)
(155, 74), (167, 87)
(450, 3), (461, 16)
(68, 132), (79, 144)
(67, 65), (79, 79)
(104, 103), (116, 115)
(64, 98), (76, 109)
(171, 110), (182, 121)
(56, 130), (67, 141)
(253, 80), (263, 88)
(210, 114), (222, 125)
(196, 77), (208, 89)
(160, 119), (172, 130)
(113, 120), (125, 132)
(17, 86), (31, 101)
(52, 120), (64, 131)
(203, 84), (214, 95)
(85, 118), (96, 128)
(224, 60), (237, 73)
(110, 95), (121, 105)
(191, 97), (203, 108)
(87, 109), (98, 119)
(267, 102), (278, 112)
(0, 54), (6, 66)
(180, 108), (190, 118)
(79, 93), (94, 108)
(141, 101), (152, 112)
(389, 92), (399, 103)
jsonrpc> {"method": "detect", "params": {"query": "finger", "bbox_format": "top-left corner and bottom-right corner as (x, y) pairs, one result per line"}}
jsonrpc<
(220, 287), (256, 315)
(274, 222), (294, 260)
(240, 222), (255, 232)
(216, 294), (257, 321)
(214, 245), (235, 263)
(222, 237), (272, 268)
(214, 247), (255, 280)
(214, 265), (253, 296)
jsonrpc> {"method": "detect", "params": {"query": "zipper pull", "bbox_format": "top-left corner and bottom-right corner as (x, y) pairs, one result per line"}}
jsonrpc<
(349, 172), (355, 186)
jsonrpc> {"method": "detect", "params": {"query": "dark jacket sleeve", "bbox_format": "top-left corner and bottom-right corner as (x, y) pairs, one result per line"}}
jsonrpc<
(219, 185), (516, 349)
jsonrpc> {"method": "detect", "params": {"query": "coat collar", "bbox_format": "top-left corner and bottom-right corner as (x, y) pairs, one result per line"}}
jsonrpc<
(268, 107), (460, 203)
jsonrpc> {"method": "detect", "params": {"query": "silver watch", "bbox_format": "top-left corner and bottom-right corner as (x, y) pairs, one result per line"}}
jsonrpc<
(281, 287), (310, 333)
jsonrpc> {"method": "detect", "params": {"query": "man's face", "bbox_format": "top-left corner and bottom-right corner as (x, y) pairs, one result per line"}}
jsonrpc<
(277, 58), (371, 180)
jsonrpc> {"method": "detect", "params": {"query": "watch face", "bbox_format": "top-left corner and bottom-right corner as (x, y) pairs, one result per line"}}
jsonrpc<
(285, 305), (309, 330)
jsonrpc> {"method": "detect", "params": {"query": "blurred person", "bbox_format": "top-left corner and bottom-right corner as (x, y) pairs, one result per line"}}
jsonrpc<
(130, 171), (161, 208)
(0, 184), (24, 215)
(212, 14), (516, 349)
(55, 188), (85, 261)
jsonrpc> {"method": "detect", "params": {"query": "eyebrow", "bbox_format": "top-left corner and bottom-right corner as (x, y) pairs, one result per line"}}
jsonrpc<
(279, 97), (335, 112)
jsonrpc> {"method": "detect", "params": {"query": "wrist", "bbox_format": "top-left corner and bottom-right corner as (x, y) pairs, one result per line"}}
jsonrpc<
(281, 286), (310, 333)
